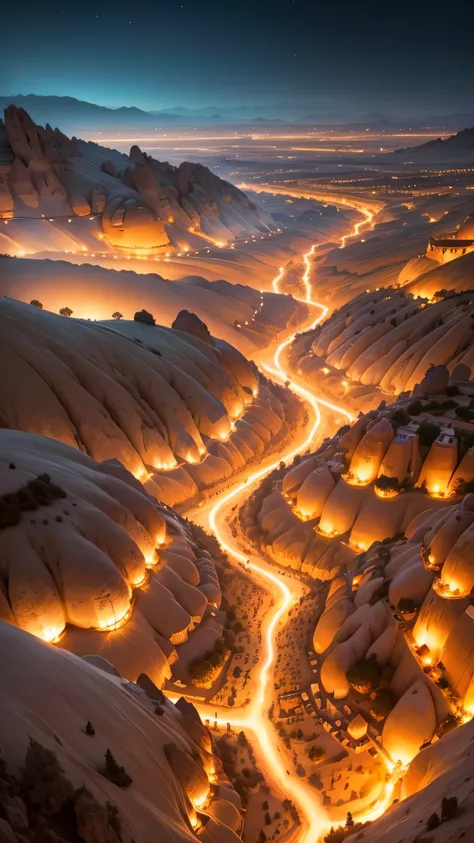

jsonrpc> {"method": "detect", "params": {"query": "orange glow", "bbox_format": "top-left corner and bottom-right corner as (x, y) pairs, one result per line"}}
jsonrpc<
(97, 605), (132, 632)
(41, 626), (65, 644)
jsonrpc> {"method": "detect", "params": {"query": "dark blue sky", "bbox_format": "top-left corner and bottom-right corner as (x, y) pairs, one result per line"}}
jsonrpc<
(4, 0), (474, 116)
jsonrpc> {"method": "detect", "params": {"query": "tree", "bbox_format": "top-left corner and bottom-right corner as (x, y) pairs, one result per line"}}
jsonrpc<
(407, 399), (423, 416)
(20, 739), (73, 814)
(85, 721), (95, 736)
(426, 812), (440, 830)
(59, 306), (73, 317)
(264, 812), (272, 826)
(258, 832), (267, 843)
(101, 749), (133, 788)
(441, 795), (458, 821)
(345, 812), (354, 828)
(30, 299), (43, 309)
(346, 656), (381, 694)
(417, 421), (440, 447)
(374, 474), (399, 493)
(391, 409), (409, 425)
(112, 311), (123, 320)
(262, 800), (269, 810)
(308, 745), (325, 763)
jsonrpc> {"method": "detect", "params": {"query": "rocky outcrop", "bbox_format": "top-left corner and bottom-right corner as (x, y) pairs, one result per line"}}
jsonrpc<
(0, 105), (276, 249)
(0, 623), (242, 843)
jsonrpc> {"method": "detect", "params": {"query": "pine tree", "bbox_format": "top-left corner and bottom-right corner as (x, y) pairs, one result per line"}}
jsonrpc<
(101, 749), (133, 788)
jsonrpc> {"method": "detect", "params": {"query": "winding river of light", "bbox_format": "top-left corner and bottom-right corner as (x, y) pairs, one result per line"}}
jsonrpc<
(192, 197), (393, 841)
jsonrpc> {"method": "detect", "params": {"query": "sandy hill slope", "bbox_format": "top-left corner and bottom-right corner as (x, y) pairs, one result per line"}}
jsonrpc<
(0, 255), (308, 355)
(0, 298), (301, 506)
(394, 125), (474, 163)
(0, 621), (243, 843)
(0, 427), (230, 687)
(290, 280), (474, 415)
(0, 105), (276, 253)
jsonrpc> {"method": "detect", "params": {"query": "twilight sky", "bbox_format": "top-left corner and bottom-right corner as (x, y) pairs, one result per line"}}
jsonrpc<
(4, 0), (474, 117)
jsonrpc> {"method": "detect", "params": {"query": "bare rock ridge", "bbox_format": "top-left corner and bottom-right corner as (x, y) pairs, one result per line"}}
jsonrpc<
(0, 105), (276, 250)
(0, 621), (243, 843)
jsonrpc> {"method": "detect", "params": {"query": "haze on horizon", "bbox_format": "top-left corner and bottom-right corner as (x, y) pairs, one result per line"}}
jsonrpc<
(5, 0), (474, 120)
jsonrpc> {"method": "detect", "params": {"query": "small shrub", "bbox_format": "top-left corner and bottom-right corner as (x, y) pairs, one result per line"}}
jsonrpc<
(100, 749), (133, 788)
(346, 655), (381, 694)
(446, 384), (460, 396)
(417, 421), (440, 447)
(407, 399), (423, 415)
(308, 745), (325, 762)
(426, 812), (440, 830)
(441, 795), (458, 821)
(59, 306), (73, 317)
(85, 721), (95, 736)
(30, 299), (43, 309)
(374, 475), (399, 492)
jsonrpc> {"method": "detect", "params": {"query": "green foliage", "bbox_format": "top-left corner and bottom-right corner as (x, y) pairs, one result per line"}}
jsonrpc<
(391, 408), (410, 425)
(441, 795), (458, 821)
(346, 655), (381, 694)
(308, 745), (325, 762)
(417, 421), (440, 447)
(407, 399), (424, 415)
(188, 642), (226, 682)
(374, 474), (399, 492)
(101, 749), (133, 788)
(0, 474), (67, 530)
(20, 739), (74, 814)
(370, 688), (395, 719)
(455, 406), (474, 421)
(308, 772), (324, 790)
(426, 812), (440, 830)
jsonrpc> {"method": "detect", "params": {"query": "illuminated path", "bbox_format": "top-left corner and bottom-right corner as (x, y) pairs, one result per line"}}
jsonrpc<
(185, 197), (394, 840)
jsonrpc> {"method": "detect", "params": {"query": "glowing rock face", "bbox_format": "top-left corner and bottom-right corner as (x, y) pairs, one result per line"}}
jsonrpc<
(417, 438), (458, 497)
(382, 681), (436, 764)
(441, 608), (474, 699)
(0, 429), (223, 687)
(348, 419), (394, 485)
(0, 622), (242, 843)
(102, 202), (170, 250)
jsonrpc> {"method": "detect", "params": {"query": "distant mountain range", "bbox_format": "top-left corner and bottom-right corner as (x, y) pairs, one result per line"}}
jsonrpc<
(394, 125), (474, 162)
(1, 94), (474, 135)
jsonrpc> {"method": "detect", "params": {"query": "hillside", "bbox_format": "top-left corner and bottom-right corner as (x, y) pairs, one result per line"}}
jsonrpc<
(0, 298), (303, 507)
(0, 106), (276, 251)
(394, 125), (474, 163)
(0, 621), (243, 843)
